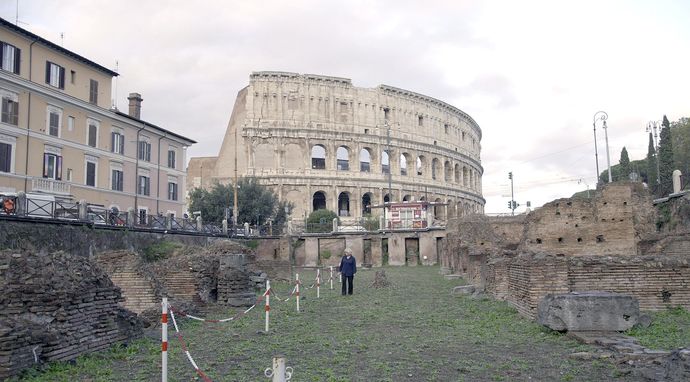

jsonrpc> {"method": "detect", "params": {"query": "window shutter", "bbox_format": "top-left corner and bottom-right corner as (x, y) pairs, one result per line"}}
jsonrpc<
(120, 135), (124, 154)
(13, 48), (20, 74)
(45, 62), (51, 84)
(56, 156), (62, 180)
(58, 67), (65, 89)
(0, 143), (10, 172)
(43, 153), (49, 178)
(0, 43), (4, 67)
(111, 132), (115, 152)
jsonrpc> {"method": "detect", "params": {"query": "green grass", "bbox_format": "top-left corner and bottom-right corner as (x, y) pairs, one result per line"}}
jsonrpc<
(13, 267), (627, 381)
(142, 241), (182, 262)
(627, 307), (690, 350)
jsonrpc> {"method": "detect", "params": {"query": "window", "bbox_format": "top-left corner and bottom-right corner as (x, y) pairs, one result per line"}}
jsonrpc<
(89, 79), (98, 104)
(67, 116), (74, 131)
(168, 182), (178, 201)
(138, 140), (151, 162)
(111, 132), (124, 154)
(85, 161), (96, 187)
(111, 169), (123, 191)
(0, 41), (20, 74)
(418, 116), (423, 127)
(167, 149), (176, 169)
(383, 108), (390, 121)
(43, 153), (62, 180)
(138, 175), (150, 196)
(0, 141), (11, 172)
(47, 107), (62, 137)
(87, 122), (98, 147)
(444, 124), (449, 134)
(45, 61), (65, 89)
(70, 70), (76, 84)
(1, 96), (18, 126)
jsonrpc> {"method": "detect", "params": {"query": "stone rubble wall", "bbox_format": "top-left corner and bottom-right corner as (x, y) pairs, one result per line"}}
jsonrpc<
(0, 251), (142, 379)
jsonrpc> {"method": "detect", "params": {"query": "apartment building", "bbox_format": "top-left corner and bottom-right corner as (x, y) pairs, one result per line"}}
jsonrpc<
(0, 17), (195, 221)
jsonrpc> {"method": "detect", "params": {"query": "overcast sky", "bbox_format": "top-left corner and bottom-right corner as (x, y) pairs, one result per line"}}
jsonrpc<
(3, 0), (689, 213)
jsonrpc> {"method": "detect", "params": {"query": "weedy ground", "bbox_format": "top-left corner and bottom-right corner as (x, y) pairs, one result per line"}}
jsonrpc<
(12, 266), (687, 381)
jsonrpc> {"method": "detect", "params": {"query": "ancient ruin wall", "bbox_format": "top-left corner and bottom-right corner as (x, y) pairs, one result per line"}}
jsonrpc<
(0, 251), (141, 379)
(188, 71), (485, 220)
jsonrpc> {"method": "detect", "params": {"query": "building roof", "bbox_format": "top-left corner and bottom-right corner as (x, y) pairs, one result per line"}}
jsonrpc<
(0, 17), (119, 77)
(114, 111), (197, 145)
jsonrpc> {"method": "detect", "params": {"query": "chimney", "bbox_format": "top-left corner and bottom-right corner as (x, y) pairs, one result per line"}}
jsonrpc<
(127, 93), (143, 119)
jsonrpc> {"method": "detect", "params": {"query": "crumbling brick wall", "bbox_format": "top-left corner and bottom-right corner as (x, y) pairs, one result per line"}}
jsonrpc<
(0, 251), (142, 379)
(505, 254), (569, 318)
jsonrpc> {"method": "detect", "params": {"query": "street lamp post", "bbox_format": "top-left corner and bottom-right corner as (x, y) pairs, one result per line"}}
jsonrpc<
(646, 121), (661, 184)
(592, 111), (608, 184)
(603, 117), (612, 183)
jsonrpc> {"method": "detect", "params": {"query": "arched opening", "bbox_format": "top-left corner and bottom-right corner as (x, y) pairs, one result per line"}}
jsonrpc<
(463, 166), (469, 186)
(402, 194), (412, 202)
(454, 164), (460, 183)
(359, 148), (371, 172)
(362, 192), (372, 215)
(381, 150), (390, 174)
(383, 194), (390, 204)
(419, 196), (426, 202)
(434, 198), (445, 220)
(336, 146), (349, 171)
(400, 153), (409, 176)
(338, 192), (350, 217)
(312, 191), (326, 211)
(311, 145), (326, 169)
(444, 161), (452, 182)
(431, 158), (440, 180)
(416, 156), (425, 176)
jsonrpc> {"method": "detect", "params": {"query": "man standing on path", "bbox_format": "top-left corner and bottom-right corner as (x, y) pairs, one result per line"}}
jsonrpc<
(339, 247), (357, 295)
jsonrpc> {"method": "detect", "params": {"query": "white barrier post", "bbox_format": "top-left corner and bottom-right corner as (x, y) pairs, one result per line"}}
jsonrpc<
(316, 268), (321, 299)
(339, 271), (342, 284)
(264, 355), (293, 381)
(329, 266), (333, 290)
(265, 280), (270, 333)
(161, 297), (168, 382)
(295, 274), (300, 312)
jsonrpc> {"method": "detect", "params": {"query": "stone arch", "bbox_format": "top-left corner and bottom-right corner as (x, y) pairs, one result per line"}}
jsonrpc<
(400, 153), (411, 176)
(463, 166), (469, 187)
(336, 146), (350, 171)
(431, 158), (441, 180)
(312, 191), (327, 211)
(362, 192), (373, 215)
(456, 201), (463, 217)
(284, 143), (304, 170)
(338, 192), (351, 217)
(433, 197), (445, 220)
(381, 150), (390, 174)
(444, 160), (452, 182)
(416, 155), (426, 176)
(454, 163), (460, 183)
(402, 194), (412, 202)
(359, 148), (372, 172)
(311, 145), (326, 170)
(254, 143), (274, 169)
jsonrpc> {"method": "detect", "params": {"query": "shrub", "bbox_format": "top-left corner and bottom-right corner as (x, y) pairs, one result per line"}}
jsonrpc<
(142, 241), (181, 262)
(306, 209), (338, 233)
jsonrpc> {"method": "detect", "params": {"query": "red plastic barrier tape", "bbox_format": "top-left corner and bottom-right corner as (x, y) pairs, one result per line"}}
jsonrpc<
(169, 310), (213, 382)
(171, 292), (266, 324)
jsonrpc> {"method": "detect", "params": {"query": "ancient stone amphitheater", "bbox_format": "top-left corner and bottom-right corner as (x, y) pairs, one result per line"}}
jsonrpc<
(187, 71), (484, 221)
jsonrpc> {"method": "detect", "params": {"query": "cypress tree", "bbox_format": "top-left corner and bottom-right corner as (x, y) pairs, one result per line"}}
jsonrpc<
(619, 147), (630, 181)
(658, 115), (674, 195)
(646, 132), (658, 188)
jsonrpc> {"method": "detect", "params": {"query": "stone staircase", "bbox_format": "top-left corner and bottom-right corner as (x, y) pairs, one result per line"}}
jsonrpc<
(109, 269), (158, 314)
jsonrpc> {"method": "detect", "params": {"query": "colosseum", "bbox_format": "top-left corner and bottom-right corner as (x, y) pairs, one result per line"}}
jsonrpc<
(187, 71), (484, 222)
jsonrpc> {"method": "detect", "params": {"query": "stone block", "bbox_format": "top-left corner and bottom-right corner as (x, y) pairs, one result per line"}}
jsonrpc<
(537, 291), (639, 332)
(451, 285), (475, 296)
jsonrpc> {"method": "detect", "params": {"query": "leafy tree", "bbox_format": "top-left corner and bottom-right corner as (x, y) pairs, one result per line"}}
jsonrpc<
(671, 117), (690, 178)
(619, 147), (630, 181)
(658, 115), (674, 194)
(646, 132), (658, 188)
(187, 177), (292, 227)
(306, 209), (338, 233)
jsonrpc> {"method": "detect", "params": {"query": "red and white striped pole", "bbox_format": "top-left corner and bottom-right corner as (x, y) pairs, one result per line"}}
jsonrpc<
(161, 297), (168, 382)
(316, 268), (321, 298)
(295, 273), (300, 312)
(265, 280), (270, 332)
(330, 266), (333, 290)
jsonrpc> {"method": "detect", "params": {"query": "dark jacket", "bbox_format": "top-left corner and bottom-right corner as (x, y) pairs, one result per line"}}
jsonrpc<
(339, 255), (357, 277)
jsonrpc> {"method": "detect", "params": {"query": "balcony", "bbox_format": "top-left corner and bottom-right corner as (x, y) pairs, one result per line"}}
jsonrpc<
(32, 178), (71, 195)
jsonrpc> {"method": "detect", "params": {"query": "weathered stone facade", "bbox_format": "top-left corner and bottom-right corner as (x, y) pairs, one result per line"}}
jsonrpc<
(444, 182), (690, 318)
(0, 251), (142, 379)
(187, 72), (484, 221)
